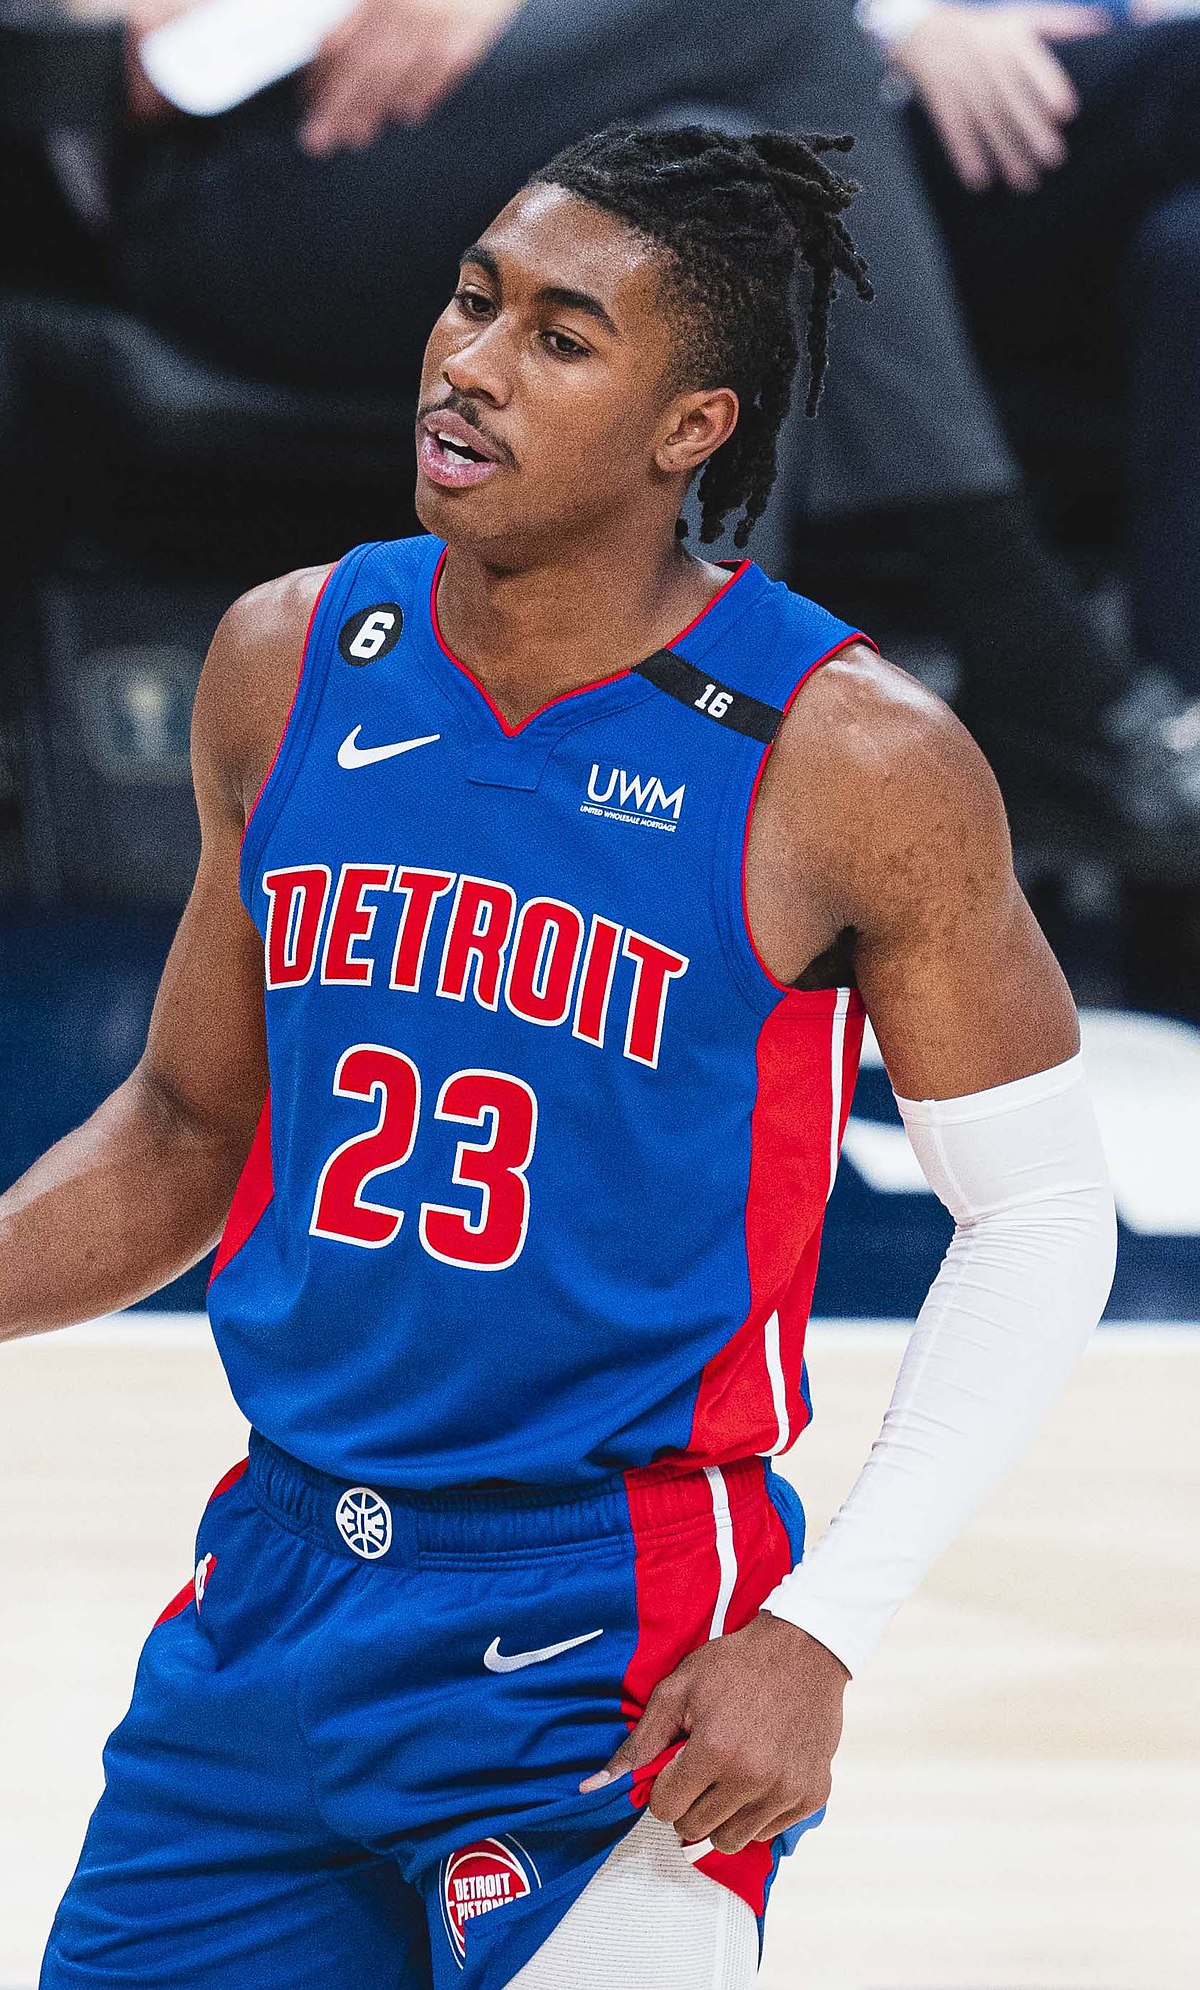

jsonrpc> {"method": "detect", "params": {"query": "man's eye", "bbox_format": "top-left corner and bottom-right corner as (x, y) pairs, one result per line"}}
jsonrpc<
(456, 289), (493, 317)
(543, 330), (588, 359)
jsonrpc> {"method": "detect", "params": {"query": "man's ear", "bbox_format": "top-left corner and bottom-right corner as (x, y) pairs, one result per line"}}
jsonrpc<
(655, 387), (739, 476)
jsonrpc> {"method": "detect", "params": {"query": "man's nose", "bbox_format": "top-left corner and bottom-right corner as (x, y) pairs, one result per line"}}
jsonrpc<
(442, 323), (512, 407)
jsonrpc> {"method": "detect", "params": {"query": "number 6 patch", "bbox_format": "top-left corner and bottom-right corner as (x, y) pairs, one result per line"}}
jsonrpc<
(338, 603), (405, 666)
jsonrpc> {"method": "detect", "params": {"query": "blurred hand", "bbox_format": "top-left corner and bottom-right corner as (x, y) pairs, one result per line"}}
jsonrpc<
(123, 0), (197, 122)
(301, 0), (526, 155)
(895, 3), (1110, 193)
(579, 1614), (849, 1855)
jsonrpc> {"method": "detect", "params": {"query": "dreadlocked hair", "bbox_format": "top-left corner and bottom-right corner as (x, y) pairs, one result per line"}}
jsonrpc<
(531, 125), (873, 549)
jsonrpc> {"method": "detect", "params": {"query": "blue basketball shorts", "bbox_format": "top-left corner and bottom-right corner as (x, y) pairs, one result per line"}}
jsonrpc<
(41, 1435), (819, 1990)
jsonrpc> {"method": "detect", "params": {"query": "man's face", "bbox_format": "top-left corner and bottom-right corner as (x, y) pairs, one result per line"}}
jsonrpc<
(415, 184), (722, 559)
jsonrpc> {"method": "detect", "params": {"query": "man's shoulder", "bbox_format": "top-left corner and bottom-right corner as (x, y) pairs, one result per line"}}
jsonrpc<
(192, 563), (335, 820)
(219, 562), (335, 653)
(759, 639), (1011, 917)
(213, 534), (440, 656)
(780, 641), (993, 803)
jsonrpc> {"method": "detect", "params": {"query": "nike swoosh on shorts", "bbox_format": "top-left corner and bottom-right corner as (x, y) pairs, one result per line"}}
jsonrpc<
(483, 1630), (604, 1673)
(337, 727), (441, 769)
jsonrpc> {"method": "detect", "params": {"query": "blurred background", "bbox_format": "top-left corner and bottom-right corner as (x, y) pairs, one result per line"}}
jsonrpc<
(0, 0), (1197, 1984)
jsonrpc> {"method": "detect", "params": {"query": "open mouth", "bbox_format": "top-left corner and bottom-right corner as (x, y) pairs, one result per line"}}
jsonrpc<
(435, 429), (487, 466)
(417, 409), (507, 491)
(418, 418), (504, 491)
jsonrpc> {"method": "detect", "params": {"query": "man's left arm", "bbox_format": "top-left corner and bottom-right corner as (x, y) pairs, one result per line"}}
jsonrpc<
(582, 665), (1116, 1852)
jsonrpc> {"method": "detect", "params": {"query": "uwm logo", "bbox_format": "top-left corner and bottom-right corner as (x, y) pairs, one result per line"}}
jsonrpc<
(584, 764), (685, 832)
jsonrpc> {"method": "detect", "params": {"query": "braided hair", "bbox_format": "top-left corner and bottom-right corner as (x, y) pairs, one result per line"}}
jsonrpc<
(531, 125), (873, 549)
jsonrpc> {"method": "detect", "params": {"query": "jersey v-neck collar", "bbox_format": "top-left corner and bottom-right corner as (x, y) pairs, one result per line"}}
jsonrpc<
(417, 543), (768, 745)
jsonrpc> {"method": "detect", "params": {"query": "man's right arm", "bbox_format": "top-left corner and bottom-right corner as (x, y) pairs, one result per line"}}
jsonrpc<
(0, 567), (328, 1344)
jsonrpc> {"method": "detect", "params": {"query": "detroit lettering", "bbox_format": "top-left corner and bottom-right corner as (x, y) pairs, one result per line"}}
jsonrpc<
(452, 1868), (518, 1918)
(261, 864), (690, 1070)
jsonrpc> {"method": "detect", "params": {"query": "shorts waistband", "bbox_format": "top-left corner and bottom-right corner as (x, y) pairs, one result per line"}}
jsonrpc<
(245, 1431), (774, 1569)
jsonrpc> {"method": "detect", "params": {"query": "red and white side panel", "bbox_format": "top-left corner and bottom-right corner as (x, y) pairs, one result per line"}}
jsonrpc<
(619, 1459), (796, 1917)
(686, 987), (864, 1465)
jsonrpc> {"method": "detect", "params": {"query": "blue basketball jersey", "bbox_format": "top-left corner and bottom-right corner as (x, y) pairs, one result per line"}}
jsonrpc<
(207, 534), (866, 1488)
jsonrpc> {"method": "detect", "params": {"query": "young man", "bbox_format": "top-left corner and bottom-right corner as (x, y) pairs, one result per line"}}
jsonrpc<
(4, 127), (1116, 1990)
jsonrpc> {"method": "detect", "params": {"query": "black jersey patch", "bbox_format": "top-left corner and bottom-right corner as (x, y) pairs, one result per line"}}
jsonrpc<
(338, 603), (404, 666)
(633, 648), (783, 744)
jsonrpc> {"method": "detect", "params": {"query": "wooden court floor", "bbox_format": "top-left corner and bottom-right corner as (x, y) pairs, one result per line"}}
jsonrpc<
(1, 1321), (1196, 1989)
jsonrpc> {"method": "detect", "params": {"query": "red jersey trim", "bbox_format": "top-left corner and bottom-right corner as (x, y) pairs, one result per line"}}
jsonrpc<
(667, 558), (752, 641)
(428, 551), (754, 738)
(209, 1096), (274, 1285)
(241, 569), (334, 851)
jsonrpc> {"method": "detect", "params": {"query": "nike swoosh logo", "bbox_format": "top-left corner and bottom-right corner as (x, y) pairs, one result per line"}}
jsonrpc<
(483, 1629), (604, 1674)
(337, 727), (441, 769)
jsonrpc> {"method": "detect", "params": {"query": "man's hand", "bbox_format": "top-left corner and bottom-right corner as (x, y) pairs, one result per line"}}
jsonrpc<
(122, 0), (196, 122)
(301, 0), (525, 155)
(895, 3), (1109, 193)
(579, 1615), (849, 1855)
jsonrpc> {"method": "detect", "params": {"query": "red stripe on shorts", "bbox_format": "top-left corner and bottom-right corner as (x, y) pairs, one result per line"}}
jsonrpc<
(152, 1579), (197, 1630)
(694, 1472), (796, 1915)
(208, 1457), (249, 1502)
(619, 1460), (799, 1919)
(151, 1459), (247, 1628)
(619, 1464), (726, 1727)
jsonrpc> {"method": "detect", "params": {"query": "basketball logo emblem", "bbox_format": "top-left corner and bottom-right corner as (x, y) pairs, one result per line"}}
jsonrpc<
(439, 1835), (539, 1966)
(334, 1487), (393, 1560)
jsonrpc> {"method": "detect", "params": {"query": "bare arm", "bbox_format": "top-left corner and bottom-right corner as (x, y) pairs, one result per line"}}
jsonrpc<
(591, 655), (1111, 1846)
(746, 643), (1080, 1092)
(0, 566), (328, 1343)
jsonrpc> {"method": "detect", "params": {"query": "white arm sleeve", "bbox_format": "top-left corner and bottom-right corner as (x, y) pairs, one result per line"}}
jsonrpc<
(762, 1053), (1117, 1677)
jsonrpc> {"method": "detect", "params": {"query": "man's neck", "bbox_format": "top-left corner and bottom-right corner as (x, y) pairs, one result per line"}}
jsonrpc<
(435, 524), (735, 728)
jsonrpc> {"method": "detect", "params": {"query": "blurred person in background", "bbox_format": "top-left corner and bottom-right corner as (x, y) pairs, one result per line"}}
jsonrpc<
(3, 0), (1200, 865)
(863, 0), (1200, 814)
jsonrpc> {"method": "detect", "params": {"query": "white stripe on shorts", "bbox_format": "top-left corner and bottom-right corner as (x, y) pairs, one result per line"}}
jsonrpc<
(762, 1308), (789, 1455)
(704, 1465), (738, 1639)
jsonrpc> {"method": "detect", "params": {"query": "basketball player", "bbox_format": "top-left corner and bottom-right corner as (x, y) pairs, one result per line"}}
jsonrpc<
(2, 127), (1116, 1989)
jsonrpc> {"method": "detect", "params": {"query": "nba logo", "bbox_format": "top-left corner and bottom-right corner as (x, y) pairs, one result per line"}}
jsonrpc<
(439, 1835), (539, 1966)
(194, 1554), (215, 1610)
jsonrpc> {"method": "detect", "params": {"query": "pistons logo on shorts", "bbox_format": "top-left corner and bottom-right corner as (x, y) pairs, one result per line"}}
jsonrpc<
(439, 1835), (539, 1966)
